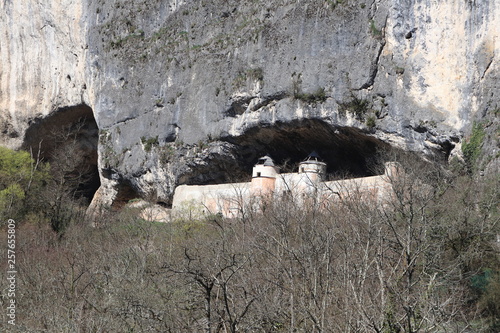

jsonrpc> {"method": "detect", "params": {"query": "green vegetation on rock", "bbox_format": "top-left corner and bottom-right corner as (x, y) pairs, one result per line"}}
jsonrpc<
(462, 121), (486, 171)
(369, 19), (382, 38)
(366, 115), (376, 129)
(294, 87), (327, 105)
(340, 95), (370, 120)
(141, 136), (159, 152)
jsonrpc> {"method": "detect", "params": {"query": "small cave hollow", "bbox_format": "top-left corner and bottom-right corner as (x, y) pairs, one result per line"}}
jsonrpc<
(113, 181), (140, 210)
(221, 119), (393, 182)
(22, 104), (100, 204)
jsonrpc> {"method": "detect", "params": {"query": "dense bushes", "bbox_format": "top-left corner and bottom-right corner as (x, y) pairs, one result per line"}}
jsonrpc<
(0, 147), (49, 222)
(462, 122), (486, 172)
(0, 143), (93, 234)
(1, 156), (498, 332)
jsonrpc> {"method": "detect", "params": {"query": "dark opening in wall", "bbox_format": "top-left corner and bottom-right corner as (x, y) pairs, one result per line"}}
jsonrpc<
(222, 119), (392, 180)
(100, 167), (141, 210)
(22, 104), (100, 203)
(112, 181), (139, 210)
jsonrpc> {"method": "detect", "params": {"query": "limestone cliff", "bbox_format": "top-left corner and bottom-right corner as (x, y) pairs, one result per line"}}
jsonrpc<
(1, 0), (498, 208)
(0, 0), (88, 148)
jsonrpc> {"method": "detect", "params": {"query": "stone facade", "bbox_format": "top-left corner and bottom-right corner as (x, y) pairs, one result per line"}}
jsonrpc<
(172, 154), (401, 218)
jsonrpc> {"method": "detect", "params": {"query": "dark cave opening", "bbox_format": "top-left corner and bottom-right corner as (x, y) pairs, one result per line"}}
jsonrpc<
(22, 104), (100, 203)
(100, 167), (141, 210)
(113, 182), (139, 210)
(222, 119), (393, 181)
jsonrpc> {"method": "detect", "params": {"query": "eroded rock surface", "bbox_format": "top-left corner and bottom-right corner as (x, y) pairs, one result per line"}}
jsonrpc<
(1, 0), (499, 207)
(0, 0), (88, 147)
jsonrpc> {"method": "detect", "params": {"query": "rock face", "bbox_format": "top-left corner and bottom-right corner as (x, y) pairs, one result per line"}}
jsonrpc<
(1, 0), (499, 208)
(0, 0), (88, 148)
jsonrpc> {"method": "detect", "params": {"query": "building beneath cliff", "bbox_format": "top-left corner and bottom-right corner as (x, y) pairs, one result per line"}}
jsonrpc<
(172, 153), (401, 218)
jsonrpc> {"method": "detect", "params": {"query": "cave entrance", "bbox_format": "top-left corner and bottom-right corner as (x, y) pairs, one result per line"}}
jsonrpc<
(22, 104), (100, 203)
(223, 119), (392, 180)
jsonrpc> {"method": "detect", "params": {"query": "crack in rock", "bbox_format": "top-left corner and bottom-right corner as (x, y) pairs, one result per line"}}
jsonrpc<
(356, 15), (388, 91)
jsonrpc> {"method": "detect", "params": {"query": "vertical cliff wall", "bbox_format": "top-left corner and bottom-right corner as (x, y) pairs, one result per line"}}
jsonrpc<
(0, 0), (88, 148)
(1, 0), (498, 207)
(385, 0), (499, 127)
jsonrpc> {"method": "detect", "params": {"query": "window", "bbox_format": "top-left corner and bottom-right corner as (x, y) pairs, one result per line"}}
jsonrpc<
(257, 172), (261, 177)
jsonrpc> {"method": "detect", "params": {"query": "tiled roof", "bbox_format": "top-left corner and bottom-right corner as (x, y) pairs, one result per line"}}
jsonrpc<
(257, 155), (275, 166)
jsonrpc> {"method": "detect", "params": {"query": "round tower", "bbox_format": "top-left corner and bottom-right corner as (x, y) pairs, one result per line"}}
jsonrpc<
(251, 155), (279, 195)
(299, 151), (327, 182)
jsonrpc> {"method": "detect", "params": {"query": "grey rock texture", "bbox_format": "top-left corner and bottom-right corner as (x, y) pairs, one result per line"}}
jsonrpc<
(1, 0), (499, 207)
(0, 0), (88, 148)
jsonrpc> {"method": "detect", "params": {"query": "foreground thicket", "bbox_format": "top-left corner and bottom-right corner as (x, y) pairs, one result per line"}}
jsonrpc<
(0, 159), (499, 332)
(0, 129), (95, 234)
(0, 147), (49, 222)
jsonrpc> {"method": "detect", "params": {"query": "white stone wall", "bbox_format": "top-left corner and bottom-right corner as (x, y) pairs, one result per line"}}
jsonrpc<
(172, 182), (251, 217)
(171, 163), (399, 219)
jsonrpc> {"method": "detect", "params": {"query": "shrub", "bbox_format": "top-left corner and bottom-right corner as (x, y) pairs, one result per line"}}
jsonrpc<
(462, 122), (485, 172)
(370, 19), (382, 38)
(476, 270), (500, 331)
(366, 115), (376, 129)
(340, 95), (370, 120)
(294, 87), (327, 105)
(141, 136), (159, 152)
(232, 71), (247, 89)
(0, 147), (49, 221)
(159, 145), (175, 164)
(395, 66), (405, 75)
(327, 0), (344, 9)
(247, 68), (264, 81)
